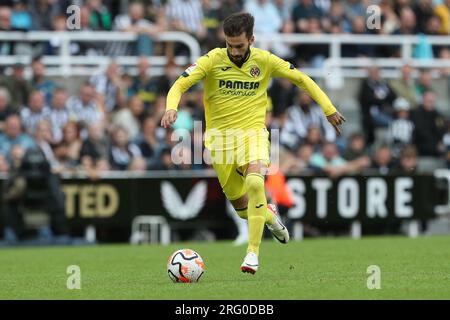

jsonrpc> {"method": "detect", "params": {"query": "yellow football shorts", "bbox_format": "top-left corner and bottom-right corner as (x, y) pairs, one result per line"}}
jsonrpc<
(209, 128), (270, 201)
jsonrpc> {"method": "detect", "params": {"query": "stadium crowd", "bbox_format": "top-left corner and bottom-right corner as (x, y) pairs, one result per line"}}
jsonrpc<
(0, 0), (449, 179)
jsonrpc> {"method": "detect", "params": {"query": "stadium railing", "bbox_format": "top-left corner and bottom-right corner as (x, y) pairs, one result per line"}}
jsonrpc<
(0, 31), (201, 76)
(255, 33), (450, 83)
(1, 32), (450, 79)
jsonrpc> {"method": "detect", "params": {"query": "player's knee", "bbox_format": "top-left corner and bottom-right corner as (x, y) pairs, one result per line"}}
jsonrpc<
(245, 173), (265, 197)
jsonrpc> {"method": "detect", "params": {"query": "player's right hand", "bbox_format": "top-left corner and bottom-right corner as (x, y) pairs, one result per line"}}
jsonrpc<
(161, 109), (178, 128)
(326, 111), (346, 136)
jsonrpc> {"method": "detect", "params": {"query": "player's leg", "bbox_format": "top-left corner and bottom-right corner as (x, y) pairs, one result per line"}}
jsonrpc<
(237, 161), (267, 274)
(216, 161), (268, 274)
(232, 200), (289, 246)
(244, 161), (268, 252)
(230, 193), (248, 219)
(230, 192), (274, 224)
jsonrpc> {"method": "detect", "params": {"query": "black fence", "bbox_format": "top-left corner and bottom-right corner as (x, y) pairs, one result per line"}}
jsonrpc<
(0, 171), (448, 242)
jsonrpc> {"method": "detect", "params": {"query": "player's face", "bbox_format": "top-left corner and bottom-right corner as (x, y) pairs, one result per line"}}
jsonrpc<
(225, 33), (254, 64)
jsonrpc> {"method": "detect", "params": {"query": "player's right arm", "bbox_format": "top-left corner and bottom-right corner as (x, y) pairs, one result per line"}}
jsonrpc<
(161, 54), (212, 128)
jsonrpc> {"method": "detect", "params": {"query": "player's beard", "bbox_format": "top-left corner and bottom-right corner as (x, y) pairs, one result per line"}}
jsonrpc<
(228, 46), (251, 67)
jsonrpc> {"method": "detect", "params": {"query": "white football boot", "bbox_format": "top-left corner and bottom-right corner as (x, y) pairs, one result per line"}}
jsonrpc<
(266, 204), (290, 244)
(240, 252), (259, 274)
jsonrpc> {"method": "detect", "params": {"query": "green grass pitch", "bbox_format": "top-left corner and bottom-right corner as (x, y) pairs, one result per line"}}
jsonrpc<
(1, 235), (449, 299)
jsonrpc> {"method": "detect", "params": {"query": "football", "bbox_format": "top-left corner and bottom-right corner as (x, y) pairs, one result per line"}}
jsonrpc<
(167, 249), (205, 283)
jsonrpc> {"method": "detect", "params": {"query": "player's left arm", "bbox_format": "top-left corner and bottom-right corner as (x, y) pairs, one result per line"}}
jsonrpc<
(270, 54), (346, 135)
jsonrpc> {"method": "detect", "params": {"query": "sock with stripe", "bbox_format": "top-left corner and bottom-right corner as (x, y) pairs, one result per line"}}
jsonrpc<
(244, 173), (268, 256)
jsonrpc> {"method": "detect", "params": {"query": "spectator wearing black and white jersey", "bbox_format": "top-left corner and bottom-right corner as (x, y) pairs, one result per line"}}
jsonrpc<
(166, 0), (206, 41)
(387, 97), (415, 159)
(109, 126), (143, 171)
(67, 83), (104, 136)
(280, 90), (336, 151)
(89, 62), (123, 113)
(20, 90), (51, 136)
(48, 87), (71, 144)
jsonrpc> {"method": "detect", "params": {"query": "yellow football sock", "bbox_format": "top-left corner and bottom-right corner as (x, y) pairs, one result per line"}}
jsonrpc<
(235, 206), (273, 224)
(235, 207), (248, 219)
(245, 173), (268, 256)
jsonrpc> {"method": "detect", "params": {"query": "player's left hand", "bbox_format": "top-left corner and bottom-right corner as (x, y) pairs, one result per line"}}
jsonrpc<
(161, 109), (178, 128)
(327, 111), (346, 136)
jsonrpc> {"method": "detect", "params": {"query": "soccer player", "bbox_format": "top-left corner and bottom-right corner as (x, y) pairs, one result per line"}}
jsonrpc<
(161, 13), (345, 274)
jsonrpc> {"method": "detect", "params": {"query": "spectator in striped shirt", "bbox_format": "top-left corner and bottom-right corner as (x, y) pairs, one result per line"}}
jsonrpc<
(280, 90), (336, 151)
(89, 62), (124, 113)
(48, 87), (71, 144)
(67, 83), (104, 138)
(387, 97), (415, 159)
(20, 90), (51, 137)
(109, 126), (143, 171)
(166, 0), (206, 54)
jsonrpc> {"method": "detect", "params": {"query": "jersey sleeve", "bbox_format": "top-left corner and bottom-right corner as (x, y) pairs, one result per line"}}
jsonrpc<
(166, 53), (213, 111)
(269, 53), (337, 117)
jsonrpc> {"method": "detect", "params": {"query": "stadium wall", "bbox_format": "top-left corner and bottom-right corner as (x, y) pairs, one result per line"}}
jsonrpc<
(1, 171), (448, 242)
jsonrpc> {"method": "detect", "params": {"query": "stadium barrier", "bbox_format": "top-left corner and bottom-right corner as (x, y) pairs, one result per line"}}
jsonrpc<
(2, 31), (450, 79)
(255, 33), (450, 79)
(0, 31), (201, 77)
(1, 170), (449, 243)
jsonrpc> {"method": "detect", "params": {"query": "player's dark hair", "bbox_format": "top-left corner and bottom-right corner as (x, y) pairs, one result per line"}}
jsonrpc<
(223, 12), (254, 39)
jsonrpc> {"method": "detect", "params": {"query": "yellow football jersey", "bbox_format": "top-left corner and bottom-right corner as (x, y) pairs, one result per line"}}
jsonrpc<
(166, 47), (337, 149)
